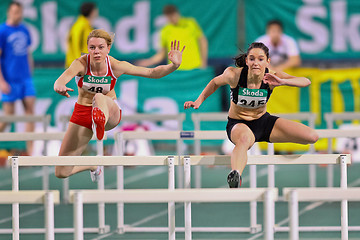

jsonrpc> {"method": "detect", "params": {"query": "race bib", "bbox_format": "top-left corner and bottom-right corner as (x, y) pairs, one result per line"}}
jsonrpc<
(237, 87), (268, 108)
(83, 75), (111, 94)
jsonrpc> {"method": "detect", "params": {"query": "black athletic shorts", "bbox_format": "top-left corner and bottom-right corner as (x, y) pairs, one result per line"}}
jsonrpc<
(226, 112), (279, 143)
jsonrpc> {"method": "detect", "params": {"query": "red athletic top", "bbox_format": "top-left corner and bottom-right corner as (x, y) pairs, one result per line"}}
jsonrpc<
(75, 54), (117, 94)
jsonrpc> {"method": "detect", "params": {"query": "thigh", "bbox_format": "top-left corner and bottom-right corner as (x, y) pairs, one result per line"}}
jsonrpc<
(59, 122), (93, 156)
(269, 118), (316, 144)
(230, 123), (256, 149)
(104, 99), (121, 130)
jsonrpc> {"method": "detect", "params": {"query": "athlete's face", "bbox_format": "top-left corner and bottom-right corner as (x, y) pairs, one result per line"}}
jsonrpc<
(246, 48), (270, 75)
(7, 4), (23, 25)
(88, 37), (110, 63)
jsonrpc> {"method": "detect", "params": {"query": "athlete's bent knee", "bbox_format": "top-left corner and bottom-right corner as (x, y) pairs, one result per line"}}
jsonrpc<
(233, 134), (252, 146)
(55, 167), (69, 179)
(93, 93), (104, 103)
(308, 130), (319, 144)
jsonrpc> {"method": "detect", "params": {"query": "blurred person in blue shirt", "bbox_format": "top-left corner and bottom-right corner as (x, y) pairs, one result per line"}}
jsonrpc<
(0, 2), (35, 155)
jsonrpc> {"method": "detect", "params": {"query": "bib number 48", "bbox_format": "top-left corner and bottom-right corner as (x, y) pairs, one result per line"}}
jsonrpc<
(88, 86), (103, 93)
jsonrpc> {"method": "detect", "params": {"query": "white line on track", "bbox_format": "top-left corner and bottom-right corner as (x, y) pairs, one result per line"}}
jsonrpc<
(0, 206), (44, 225)
(0, 167), (54, 188)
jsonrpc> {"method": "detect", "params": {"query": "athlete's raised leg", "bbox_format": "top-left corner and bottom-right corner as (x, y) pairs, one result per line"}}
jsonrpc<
(269, 118), (318, 144)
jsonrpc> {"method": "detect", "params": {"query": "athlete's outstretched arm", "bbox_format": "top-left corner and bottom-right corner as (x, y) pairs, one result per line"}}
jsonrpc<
(184, 67), (237, 109)
(113, 40), (185, 79)
(54, 58), (85, 97)
(263, 71), (311, 88)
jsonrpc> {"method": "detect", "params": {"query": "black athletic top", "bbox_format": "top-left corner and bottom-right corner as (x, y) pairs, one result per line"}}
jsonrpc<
(230, 66), (273, 109)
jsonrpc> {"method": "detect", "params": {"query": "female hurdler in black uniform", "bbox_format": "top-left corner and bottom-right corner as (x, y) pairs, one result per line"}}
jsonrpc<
(184, 42), (318, 188)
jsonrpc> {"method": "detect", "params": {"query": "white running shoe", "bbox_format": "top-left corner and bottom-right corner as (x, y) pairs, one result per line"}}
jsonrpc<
(90, 166), (102, 182)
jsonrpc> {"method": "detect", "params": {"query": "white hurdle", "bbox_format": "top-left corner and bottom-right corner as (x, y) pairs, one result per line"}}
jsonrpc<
(0, 132), (66, 191)
(115, 130), (357, 234)
(0, 114), (51, 132)
(116, 113), (186, 187)
(0, 190), (60, 240)
(8, 153), (351, 238)
(115, 130), (262, 233)
(69, 188), (278, 240)
(182, 153), (351, 237)
(9, 155), (177, 237)
(283, 188), (360, 240)
(324, 112), (360, 188)
(3, 133), (108, 236)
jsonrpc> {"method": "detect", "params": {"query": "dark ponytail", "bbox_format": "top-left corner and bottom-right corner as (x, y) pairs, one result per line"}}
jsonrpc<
(234, 53), (247, 68)
(234, 42), (269, 68)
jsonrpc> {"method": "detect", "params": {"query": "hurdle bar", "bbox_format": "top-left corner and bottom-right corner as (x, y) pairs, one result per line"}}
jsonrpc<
(5, 132), (109, 236)
(9, 155), (178, 237)
(324, 112), (360, 188)
(0, 115), (51, 133)
(0, 190), (59, 240)
(183, 153), (350, 238)
(0, 132), (103, 190)
(115, 130), (355, 233)
(0, 132), (66, 192)
(120, 113), (185, 187)
(0, 114), (51, 157)
(9, 154), (351, 237)
(69, 188), (278, 240)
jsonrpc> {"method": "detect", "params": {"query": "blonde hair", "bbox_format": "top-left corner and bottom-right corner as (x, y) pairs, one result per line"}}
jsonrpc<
(87, 29), (114, 46)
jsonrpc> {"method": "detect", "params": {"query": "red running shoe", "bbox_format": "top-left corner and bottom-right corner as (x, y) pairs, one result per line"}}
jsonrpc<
(92, 107), (105, 140)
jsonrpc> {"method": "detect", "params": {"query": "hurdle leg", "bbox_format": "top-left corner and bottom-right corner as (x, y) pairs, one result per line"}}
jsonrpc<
(116, 166), (125, 233)
(43, 166), (49, 190)
(194, 133), (201, 189)
(116, 133), (125, 233)
(327, 138), (334, 187)
(97, 166), (107, 233)
(249, 165), (259, 233)
(74, 191), (84, 240)
(168, 156), (175, 240)
(63, 178), (70, 203)
(176, 139), (184, 188)
(267, 143), (275, 188)
(289, 190), (299, 240)
(45, 191), (55, 240)
(96, 140), (108, 233)
(263, 189), (274, 240)
(309, 144), (316, 187)
(184, 156), (192, 240)
(11, 156), (19, 240)
(340, 155), (348, 240)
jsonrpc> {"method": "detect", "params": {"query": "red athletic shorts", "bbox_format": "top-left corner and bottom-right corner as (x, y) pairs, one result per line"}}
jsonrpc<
(70, 102), (122, 130)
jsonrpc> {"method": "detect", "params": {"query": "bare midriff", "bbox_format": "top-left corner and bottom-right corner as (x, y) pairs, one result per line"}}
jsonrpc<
(76, 87), (117, 106)
(228, 101), (267, 121)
